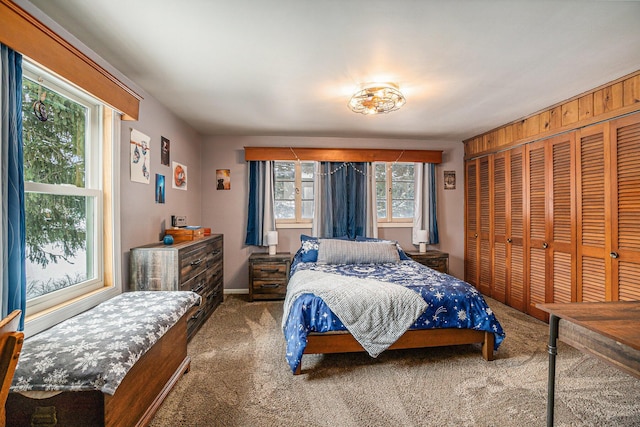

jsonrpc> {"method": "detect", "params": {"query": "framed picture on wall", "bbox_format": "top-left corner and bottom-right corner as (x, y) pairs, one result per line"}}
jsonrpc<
(444, 170), (456, 190)
(161, 136), (170, 166)
(172, 161), (187, 190)
(216, 169), (230, 190)
(155, 174), (165, 203)
(130, 129), (150, 184)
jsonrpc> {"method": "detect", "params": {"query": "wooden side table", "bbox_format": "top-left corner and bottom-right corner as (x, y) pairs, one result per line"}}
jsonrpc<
(248, 252), (291, 301)
(406, 250), (449, 274)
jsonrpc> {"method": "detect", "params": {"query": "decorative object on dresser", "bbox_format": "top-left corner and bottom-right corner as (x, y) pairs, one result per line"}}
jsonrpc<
(129, 234), (223, 340)
(406, 250), (449, 274)
(248, 252), (291, 302)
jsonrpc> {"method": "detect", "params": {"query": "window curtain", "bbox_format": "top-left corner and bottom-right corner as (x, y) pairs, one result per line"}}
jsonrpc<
(245, 160), (275, 246)
(1, 44), (26, 329)
(312, 162), (367, 239)
(412, 163), (439, 245)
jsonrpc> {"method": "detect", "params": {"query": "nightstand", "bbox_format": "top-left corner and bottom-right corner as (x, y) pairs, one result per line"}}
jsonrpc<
(406, 250), (449, 274)
(248, 252), (291, 301)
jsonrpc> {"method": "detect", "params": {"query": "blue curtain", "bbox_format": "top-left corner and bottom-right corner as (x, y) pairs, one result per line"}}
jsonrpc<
(245, 161), (275, 246)
(1, 44), (26, 329)
(317, 162), (366, 239)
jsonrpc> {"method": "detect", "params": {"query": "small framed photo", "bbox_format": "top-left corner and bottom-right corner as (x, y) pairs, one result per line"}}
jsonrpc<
(172, 161), (187, 191)
(216, 169), (230, 190)
(160, 136), (170, 166)
(444, 170), (456, 190)
(155, 174), (165, 203)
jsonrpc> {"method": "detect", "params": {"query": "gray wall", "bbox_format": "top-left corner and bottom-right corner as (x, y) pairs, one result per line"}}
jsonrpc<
(201, 136), (466, 292)
(21, 1), (467, 295)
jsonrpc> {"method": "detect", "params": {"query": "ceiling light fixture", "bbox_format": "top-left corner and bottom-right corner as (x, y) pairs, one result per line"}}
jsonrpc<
(348, 83), (406, 115)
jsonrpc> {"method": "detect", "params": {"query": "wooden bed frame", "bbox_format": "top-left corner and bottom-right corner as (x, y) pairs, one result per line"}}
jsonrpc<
(294, 327), (495, 375)
(6, 308), (194, 427)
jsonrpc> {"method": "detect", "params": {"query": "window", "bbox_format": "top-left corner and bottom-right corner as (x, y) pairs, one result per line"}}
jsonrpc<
(22, 61), (118, 319)
(274, 161), (314, 225)
(375, 162), (415, 223)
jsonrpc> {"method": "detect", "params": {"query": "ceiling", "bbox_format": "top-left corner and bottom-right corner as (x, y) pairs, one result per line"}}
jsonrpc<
(28, 0), (640, 142)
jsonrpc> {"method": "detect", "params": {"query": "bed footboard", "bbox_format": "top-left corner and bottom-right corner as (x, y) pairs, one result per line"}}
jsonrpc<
(295, 328), (494, 375)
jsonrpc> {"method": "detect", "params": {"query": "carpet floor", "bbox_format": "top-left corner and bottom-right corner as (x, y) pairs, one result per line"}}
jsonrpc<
(150, 295), (640, 427)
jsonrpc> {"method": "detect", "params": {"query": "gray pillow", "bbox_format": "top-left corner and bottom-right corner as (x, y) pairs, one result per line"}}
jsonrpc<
(316, 239), (400, 264)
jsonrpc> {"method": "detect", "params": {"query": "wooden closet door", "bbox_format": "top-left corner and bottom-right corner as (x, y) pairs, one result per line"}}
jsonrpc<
(611, 114), (640, 301)
(465, 160), (479, 287)
(507, 147), (525, 311)
(576, 123), (608, 302)
(549, 134), (575, 304)
(479, 157), (492, 296)
(525, 140), (548, 319)
(492, 152), (507, 302)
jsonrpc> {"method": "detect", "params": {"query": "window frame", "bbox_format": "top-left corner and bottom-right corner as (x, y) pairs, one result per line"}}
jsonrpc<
(274, 160), (314, 227)
(21, 59), (121, 337)
(375, 162), (415, 225)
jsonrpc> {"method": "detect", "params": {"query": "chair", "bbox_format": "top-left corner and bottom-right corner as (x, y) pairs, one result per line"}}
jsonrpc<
(0, 310), (23, 427)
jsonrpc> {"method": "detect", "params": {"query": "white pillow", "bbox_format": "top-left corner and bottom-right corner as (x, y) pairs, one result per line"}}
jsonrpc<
(316, 239), (400, 264)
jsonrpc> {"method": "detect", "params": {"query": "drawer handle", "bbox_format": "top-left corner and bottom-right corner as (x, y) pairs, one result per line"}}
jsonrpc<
(191, 259), (203, 266)
(610, 252), (619, 259)
(542, 242), (548, 249)
(260, 283), (280, 289)
(190, 309), (203, 320)
(506, 238), (512, 243)
(259, 268), (280, 273)
(192, 284), (205, 294)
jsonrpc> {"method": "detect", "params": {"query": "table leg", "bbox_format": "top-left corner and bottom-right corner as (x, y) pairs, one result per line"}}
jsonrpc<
(547, 314), (559, 427)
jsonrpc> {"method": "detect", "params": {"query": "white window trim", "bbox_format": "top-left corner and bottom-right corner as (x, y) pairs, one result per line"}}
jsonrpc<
(376, 162), (415, 224)
(274, 161), (313, 226)
(23, 110), (122, 338)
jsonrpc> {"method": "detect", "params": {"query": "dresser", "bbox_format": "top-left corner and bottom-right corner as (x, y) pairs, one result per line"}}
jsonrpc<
(248, 252), (291, 301)
(406, 250), (449, 274)
(129, 234), (223, 340)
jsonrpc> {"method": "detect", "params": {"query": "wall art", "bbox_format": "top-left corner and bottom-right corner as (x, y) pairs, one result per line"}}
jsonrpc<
(130, 129), (151, 184)
(155, 174), (165, 203)
(161, 136), (170, 166)
(216, 169), (230, 190)
(444, 170), (456, 190)
(172, 161), (188, 190)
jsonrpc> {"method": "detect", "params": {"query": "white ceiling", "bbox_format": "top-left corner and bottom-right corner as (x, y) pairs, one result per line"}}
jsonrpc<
(28, 0), (640, 142)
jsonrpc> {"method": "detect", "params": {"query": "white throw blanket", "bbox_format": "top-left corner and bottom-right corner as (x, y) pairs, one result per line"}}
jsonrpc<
(282, 269), (428, 357)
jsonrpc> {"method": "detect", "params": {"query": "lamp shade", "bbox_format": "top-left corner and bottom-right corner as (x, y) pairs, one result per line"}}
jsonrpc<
(416, 229), (429, 243)
(267, 231), (279, 246)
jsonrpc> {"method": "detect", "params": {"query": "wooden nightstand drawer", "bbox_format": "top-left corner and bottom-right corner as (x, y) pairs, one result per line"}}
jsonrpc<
(251, 262), (288, 279)
(406, 250), (449, 274)
(249, 252), (291, 301)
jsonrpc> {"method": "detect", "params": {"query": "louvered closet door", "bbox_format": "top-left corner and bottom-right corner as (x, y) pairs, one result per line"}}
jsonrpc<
(465, 160), (479, 287)
(507, 147), (525, 311)
(611, 114), (640, 301)
(577, 124), (608, 302)
(479, 157), (492, 295)
(526, 141), (547, 319)
(549, 134), (575, 304)
(492, 152), (507, 303)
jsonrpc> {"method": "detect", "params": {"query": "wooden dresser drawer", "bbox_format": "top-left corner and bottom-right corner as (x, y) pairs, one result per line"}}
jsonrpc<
(130, 234), (224, 341)
(248, 252), (291, 301)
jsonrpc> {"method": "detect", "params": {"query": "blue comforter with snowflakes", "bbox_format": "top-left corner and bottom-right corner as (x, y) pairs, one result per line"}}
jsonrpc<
(283, 256), (505, 373)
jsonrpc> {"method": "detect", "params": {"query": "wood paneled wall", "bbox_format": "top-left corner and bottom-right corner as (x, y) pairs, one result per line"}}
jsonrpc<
(464, 70), (640, 159)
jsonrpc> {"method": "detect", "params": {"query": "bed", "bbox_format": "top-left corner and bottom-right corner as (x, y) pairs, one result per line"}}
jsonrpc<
(282, 236), (505, 374)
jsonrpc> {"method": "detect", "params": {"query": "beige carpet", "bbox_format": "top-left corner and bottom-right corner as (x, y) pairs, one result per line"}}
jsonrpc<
(150, 295), (640, 427)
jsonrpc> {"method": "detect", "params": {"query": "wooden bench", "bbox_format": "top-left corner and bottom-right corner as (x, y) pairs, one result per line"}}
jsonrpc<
(6, 291), (200, 427)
